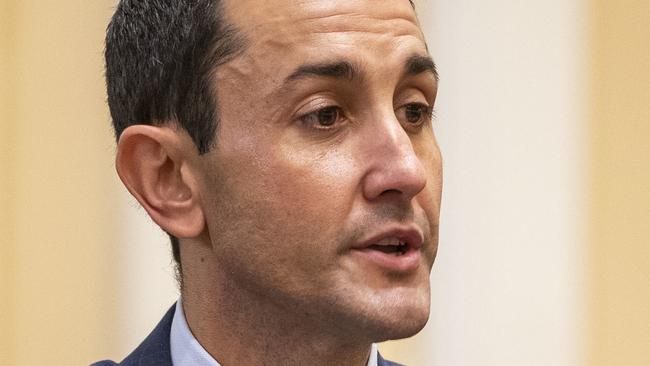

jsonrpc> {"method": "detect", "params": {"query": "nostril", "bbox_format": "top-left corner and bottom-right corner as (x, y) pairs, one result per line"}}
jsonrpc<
(362, 163), (427, 202)
(381, 188), (402, 196)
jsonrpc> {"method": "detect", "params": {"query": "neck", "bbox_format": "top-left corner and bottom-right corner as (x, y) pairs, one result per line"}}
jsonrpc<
(180, 246), (373, 366)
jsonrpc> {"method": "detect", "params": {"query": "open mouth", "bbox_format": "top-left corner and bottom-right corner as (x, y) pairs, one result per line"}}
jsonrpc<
(363, 234), (413, 257)
(367, 241), (408, 256)
(350, 226), (424, 272)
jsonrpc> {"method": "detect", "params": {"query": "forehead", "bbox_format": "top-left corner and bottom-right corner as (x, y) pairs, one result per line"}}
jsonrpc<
(224, 0), (426, 51)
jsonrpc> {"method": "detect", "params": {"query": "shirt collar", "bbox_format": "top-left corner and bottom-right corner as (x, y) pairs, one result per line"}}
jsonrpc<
(170, 298), (222, 366)
(367, 343), (379, 366)
(170, 299), (378, 366)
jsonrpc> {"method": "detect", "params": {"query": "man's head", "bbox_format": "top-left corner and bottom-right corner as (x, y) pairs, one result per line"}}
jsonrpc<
(105, 0), (246, 278)
(107, 0), (441, 344)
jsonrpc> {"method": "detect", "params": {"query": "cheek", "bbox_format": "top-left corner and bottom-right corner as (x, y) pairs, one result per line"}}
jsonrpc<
(413, 135), (443, 234)
(205, 141), (361, 272)
(262, 147), (361, 235)
(416, 134), (442, 195)
(426, 150), (443, 205)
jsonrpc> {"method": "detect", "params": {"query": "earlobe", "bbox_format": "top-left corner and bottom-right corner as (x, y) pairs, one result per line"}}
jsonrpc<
(115, 125), (205, 239)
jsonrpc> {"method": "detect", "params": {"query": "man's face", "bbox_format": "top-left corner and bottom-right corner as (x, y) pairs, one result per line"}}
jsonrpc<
(196, 0), (441, 341)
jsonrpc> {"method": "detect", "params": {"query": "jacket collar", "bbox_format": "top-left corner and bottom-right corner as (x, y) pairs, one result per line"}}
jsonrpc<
(117, 304), (402, 366)
(119, 304), (176, 366)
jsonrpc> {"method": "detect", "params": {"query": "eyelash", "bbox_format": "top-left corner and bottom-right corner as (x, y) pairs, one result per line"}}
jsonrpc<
(298, 105), (346, 130)
(297, 102), (434, 131)
(397, 102), (434, 127)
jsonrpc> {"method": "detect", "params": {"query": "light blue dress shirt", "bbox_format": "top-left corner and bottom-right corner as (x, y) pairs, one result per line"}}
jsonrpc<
(170, 299), (378, 366)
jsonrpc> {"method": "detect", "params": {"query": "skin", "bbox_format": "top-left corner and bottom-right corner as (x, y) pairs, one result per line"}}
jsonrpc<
(116, 0), (442, 365)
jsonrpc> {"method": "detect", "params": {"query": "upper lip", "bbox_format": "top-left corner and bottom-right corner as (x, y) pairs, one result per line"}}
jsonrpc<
(351, 224), (424, 251)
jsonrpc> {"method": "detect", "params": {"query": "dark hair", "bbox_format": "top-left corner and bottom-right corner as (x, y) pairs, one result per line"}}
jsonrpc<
(105, 0), (246, 282)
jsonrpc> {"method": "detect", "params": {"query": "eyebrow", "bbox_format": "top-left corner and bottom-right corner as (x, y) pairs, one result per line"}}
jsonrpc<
(286, 61), (357, 82)
(283, 54), (438, 86)
(404, 54), (438, 81)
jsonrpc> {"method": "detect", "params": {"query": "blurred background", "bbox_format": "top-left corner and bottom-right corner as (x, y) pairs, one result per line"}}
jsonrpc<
(1, 0), (648, 365)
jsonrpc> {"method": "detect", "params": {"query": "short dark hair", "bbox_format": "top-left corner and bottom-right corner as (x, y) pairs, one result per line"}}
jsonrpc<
(105, 0), (246, 282)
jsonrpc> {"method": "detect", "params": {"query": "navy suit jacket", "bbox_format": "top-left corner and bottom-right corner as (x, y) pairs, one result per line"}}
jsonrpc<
(91, 304), (404, 366)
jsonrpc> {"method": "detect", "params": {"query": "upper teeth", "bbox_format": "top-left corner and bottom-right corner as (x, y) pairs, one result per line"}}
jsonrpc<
(375, 237), (404, 246)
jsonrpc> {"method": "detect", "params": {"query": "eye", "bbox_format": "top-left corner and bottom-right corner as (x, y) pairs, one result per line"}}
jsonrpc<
(396, 103), (432, 127)
(299, 106), (345, 129)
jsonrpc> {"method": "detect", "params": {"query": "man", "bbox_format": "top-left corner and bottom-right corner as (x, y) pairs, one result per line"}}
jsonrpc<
(94, 0), (441, 365)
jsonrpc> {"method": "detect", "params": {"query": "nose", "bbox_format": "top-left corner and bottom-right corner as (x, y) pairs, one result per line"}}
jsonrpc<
(361, 116), (428, 202)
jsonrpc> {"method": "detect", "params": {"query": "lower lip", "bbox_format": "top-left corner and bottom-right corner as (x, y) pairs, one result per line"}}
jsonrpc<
(352, 247), (421, 273)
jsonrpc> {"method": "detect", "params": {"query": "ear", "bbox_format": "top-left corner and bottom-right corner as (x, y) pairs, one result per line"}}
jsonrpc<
(116, 125), (205, 239)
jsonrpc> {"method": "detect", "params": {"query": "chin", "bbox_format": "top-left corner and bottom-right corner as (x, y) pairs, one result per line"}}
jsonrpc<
(351, 285), (432, 342)
(370, 302), (431, 341)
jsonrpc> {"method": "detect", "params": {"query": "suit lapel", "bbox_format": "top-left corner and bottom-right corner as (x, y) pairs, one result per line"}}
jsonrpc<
(119, 304), (176, 366)
(377, 352), (405, 366)
(115, 304), (405, 366)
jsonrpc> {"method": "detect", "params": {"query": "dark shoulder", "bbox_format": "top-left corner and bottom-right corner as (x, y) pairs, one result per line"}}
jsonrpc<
(378, 352), (406, 366)
(89, 305), (176, 366)
(382, 361), (405, 366)
(380, 360), (405, 366)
